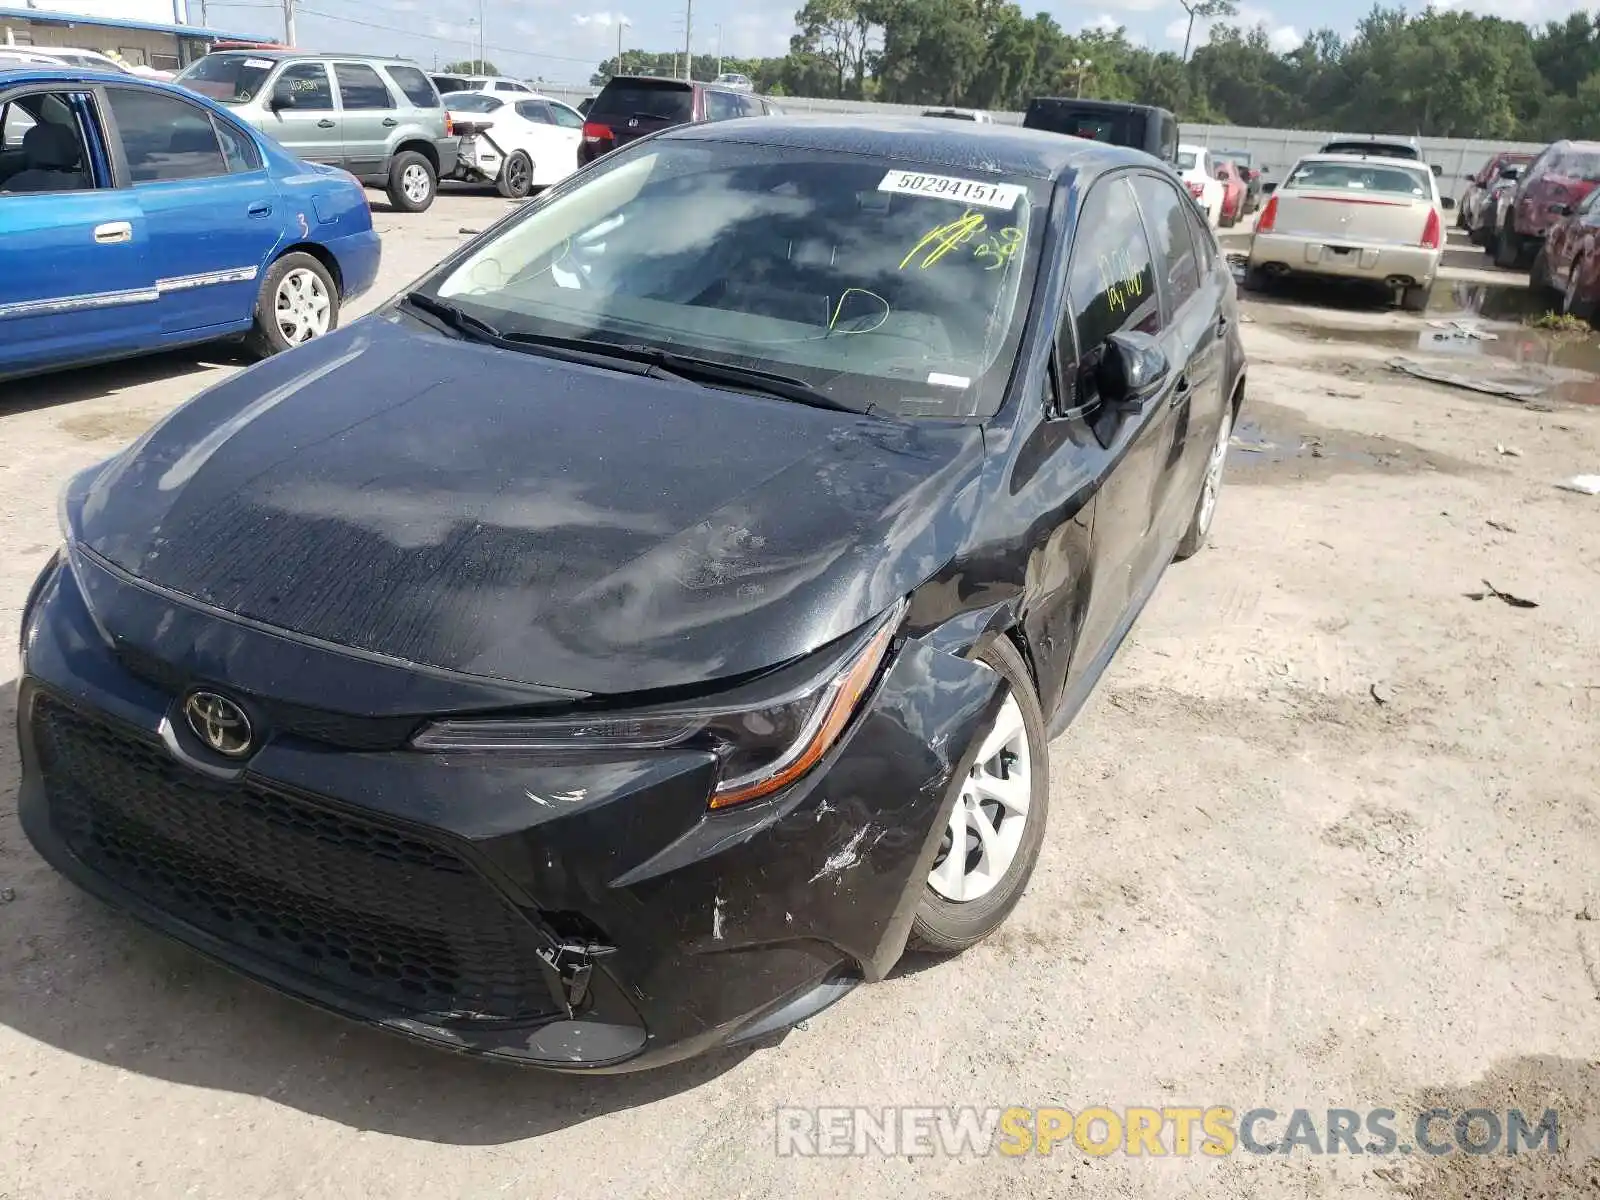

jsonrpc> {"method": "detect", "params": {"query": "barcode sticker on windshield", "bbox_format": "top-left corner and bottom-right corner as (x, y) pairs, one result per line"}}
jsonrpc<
(878, 170), (1025, 210)
(242, 58), (274, 68)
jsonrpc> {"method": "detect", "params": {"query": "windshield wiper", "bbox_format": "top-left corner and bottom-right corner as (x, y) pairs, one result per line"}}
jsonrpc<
(498, 332), (863, 414)
(401, 291), (506, 343)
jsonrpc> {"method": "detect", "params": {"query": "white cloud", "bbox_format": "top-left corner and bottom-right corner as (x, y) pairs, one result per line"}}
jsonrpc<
(573, 11), (630, 29)
(1099, 0), (1168, 11)
(1090, 13), (1122, 32)
(1268, 24), (1300, 50)
(1166, 5), (1299, 53)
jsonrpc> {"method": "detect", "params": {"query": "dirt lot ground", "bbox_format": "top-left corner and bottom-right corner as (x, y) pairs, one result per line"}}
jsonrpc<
(2, 198), (1599, 1199)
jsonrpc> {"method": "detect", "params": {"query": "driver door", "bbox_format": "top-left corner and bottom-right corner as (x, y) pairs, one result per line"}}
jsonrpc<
(257, 61), (344, 168)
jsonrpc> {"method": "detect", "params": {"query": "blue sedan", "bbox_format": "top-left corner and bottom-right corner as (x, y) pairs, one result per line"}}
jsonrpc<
(0, 67), (380, 383)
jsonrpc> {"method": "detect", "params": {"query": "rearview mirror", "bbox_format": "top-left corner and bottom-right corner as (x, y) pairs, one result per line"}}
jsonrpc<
(1097, 331), (1170, 415)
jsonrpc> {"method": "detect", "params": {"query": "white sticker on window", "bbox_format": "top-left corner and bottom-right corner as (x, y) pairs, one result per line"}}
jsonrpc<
(878, 170), (1025, 210)
(928, 372), (972, 388)
(243, 57), (274, 69)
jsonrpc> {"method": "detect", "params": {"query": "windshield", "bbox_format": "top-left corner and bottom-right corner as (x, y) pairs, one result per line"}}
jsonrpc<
(1548, 150), (1600, 180)
(424, 140), (1047, 418)
(176, 53), (273, 104)
(1285, 160), (1431, 197)
(443, 92), (502, 112)
(1177, 151), (1198, 170)
(591, 81), (694, 123)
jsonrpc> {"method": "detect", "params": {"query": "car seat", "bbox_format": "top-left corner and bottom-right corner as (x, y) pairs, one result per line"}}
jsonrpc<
(2, 123), (87, 192)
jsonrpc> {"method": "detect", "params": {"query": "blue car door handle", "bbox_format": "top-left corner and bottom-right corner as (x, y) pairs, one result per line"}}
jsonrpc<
(248, 201), (273, 218)
(93, 221), (132, 244)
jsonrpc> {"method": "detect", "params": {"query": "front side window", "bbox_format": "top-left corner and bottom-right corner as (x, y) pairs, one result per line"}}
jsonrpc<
(427, 142), (1047, 418)
(273, 63), (334, 111)
(175, 53), (273, 104)
(1131, 173), (1201, 312)
(1064, 176), (1160, 393)
(386, 64), (440, 108)
(335, 63), (395, 110)
(107, 88), (227, 183)
(0, 90), (98, 194)
(1284, 160), (1430, 197)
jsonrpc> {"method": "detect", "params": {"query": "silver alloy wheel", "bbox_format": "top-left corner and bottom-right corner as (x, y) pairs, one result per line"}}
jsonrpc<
(506, 154), (531, 193)
(1565, 264), (1581, 315)
(928, 692), (1031, 903)
(402, 162), (431, 204)
(274, 267), (332, 345)
(1196, 406), (1234, 537)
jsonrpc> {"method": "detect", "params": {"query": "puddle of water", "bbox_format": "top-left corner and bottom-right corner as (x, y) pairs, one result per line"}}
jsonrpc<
(1230, 416), (1386, 467)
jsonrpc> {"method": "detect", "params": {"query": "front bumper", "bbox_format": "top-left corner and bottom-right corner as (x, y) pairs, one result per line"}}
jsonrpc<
(16, 549), (1003, 1070)
(1249, 232), (1440, 285)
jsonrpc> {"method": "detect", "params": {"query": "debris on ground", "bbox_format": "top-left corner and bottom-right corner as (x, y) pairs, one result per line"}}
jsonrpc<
(0, 887), (13, 904)
(1554, 475), (1600, 495)
(1465, 580), (1539, 609)
(458, 226), (483, 235)
(1370, 682), (1393, 706)
(1385, 357), (1548, 401)
(1486, 519), (1516, 532)
(1230, 437), (1273, 453)
(1426, 318), (1498, 341)
(1495, 443), (1522, 457)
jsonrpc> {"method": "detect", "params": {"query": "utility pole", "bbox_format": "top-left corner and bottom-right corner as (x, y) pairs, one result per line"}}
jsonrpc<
(282, 0), (295, 46)
(715, 23), (722, 75)
(477, 0), (486, 72)
(198, 0), (208, 28)
(616, 17), (628, 76)
(682, 0), (692, 81)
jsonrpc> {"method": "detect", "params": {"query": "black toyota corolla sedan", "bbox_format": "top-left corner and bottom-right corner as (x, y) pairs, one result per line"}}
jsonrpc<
(18, 115), (1246, 1071)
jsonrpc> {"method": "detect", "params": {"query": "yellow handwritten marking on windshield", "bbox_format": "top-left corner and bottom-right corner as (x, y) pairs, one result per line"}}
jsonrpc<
(900, 210), (987, 269)
(1098, 247), (1147, 313)
(829, 287), (890, 333)
(975, 227), (1023, 271)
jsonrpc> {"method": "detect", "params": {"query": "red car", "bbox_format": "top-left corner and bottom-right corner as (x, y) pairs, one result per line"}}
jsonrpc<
(1212, 159), (1248, 227)
(1493, 139), (1600, 268)
(1531, 188), (1600, 321)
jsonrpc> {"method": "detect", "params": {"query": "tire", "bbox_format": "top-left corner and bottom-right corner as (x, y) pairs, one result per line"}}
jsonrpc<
(1493, 214), (1524, 269)
(496, 150), (534, 199)
(1220, 205), (1236, 228)
(243, 252), (339, 359)
(1563, 258), (1593, 320)
(1174, 399), (1235, 561)
(909, 636), (1049, 954)
(385, 150), (436, 213)
(1241, 264), (1270, 292)
(1530, 247), (1554, 295)
(1399, 280), (1432, 313)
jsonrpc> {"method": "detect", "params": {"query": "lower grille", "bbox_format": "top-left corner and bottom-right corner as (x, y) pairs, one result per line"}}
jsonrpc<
(33, 693), (561, 1025)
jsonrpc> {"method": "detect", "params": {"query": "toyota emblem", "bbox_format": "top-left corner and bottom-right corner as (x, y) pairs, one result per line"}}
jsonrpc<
(183, 691), (254, 758)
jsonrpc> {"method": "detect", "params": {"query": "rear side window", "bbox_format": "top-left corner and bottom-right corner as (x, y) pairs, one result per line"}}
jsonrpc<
(1159, 114), (1177, 161)
(108, 88), (227, 183)
(386, 64), (439, 108)
(1284, 160), (1430, 197)
(1065, 176), (1161, 380)
(1547, 148), (1600, 181)
(1024, 101), (1141, 148)
(335, 63), (395, 110)
(1131, 173), (1201, 311)
(591, 81), (693, 123)
(213, 115), (262, 171)
(706, 90), (741, 120)
(515, 101), (554, 124)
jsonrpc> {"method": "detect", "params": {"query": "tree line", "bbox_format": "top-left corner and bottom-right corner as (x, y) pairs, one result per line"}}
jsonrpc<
(587, 3), (1600, 141)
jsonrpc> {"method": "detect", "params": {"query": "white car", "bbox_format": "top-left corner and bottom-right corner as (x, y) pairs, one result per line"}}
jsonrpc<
(1177, 143), (1225, 226)
(440, 91), (585, 198)
(1244, 152), (1451, 310)
(0, 46), (134, 73)
(712, 72), (754, 92)
(430, 73), (537, 97)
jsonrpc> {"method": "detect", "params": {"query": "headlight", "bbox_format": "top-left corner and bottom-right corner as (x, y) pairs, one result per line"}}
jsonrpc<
(411, 598), (906, 809)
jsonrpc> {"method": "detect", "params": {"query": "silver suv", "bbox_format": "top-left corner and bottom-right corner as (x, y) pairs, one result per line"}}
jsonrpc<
(175, 50), (459, 213)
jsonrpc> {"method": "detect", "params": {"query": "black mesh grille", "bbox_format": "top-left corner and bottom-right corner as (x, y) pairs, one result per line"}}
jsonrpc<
(33, 693), (561, 1025)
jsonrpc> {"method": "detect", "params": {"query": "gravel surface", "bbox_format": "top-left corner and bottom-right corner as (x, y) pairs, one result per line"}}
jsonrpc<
(2, 200), (1597, 1198)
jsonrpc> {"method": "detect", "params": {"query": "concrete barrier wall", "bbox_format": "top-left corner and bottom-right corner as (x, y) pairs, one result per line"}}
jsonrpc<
(539, 86), (1548, 200)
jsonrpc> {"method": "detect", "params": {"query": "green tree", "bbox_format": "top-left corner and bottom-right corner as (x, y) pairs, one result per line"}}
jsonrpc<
(443, 59), (500, 75)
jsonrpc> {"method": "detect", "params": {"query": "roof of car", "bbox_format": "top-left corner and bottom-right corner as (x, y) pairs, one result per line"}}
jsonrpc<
(663, 113), (1150, 181)
(1296, 152), (1434, 166)
(198, 49), (419, 64)
(604, 73), (752, 94)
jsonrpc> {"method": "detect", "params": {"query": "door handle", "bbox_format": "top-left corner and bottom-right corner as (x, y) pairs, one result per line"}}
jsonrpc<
(93, 221), (132, 244)
(1215, 314), (1230, 339)
(382, 117), (398, 127)
(248, 200), (273, 217)
(317, 118), (336, 128)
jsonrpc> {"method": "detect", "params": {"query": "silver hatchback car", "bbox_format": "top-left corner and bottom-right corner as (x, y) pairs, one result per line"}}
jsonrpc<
(175, 50), (459, 212)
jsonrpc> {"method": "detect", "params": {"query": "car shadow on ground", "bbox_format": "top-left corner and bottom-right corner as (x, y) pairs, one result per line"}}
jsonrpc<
(0, 676), (757, 1144)
(0, 348), (248, 417)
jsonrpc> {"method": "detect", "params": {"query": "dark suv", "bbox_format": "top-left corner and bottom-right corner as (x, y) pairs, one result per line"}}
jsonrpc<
(578, 75), (777, 166)
(1022, 97), (1178, 164)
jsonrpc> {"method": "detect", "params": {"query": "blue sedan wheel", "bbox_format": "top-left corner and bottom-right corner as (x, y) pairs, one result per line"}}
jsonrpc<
(245, 252), (340, 359)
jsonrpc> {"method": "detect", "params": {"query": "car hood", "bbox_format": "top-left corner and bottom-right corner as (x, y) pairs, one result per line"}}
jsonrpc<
(71, 315), (986, 696)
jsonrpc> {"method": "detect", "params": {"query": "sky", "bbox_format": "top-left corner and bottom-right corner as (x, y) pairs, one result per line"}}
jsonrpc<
(187, 0), (1597, 88)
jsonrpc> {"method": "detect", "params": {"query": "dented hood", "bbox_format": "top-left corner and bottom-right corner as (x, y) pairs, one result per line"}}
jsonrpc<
(71, 316), (985, 696)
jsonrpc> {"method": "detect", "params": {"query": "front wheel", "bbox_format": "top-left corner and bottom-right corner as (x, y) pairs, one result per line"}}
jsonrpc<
(243, 252), (339, 359)
(1493, 215), (1523, 269)
(386, 150), (436, 213)
(497, 150), (534, 199)
(1175, 400), (1234, 560)
(1530, 247), (1554, 295)
(909, 636), (1049, 954)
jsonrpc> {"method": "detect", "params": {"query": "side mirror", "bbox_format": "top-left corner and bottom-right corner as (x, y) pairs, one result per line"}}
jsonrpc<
(1499, 167), (1520, 180)
(1553, 202), (1574, 217)
(268, 88), (296, 111)
(1440, 196), (1456, 211)
(1431, 164), (1442, 176)
(1263, 181), (1278, 195)
(1097, 331), (1170, 415)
